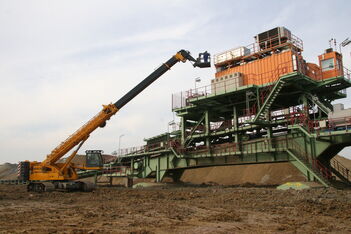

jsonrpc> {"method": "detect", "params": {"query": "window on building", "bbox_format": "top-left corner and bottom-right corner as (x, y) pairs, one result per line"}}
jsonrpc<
(321, 58), (335, 71)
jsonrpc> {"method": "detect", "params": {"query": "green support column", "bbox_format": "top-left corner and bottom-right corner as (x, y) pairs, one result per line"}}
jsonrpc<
(156, 157), (160, 182)
(266, 112), (273, 151)
(256, 87), (261, 110)
(302, 94), (311, 161)
(205, 110), (210, 147)
(155, 156), (167, 182)
(233, 106), (238, 144)
(143, 156), (148, 178)
(130, 158), (134, 176)
(302, 94), (309, 127)
(181, 117), (186, 145)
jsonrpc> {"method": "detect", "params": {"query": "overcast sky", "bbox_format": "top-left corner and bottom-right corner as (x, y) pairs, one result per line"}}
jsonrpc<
(0, 0), (351, 163)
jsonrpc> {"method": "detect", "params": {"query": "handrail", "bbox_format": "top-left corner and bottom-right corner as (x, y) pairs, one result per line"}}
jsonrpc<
(306, 116), (351, 134)
(117, 145), (146, 156)
(312, 159), (333, 180)
(286, 138), (333, 180)
(172, 60), (350, 110)
(330, 157), (350, 182)
(172, 60), (296, 109)
(214, 32), (303, 65)
(102, 165), (130, 175)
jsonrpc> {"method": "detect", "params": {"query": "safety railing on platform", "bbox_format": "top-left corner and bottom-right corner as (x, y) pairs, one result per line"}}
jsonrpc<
(172, 60), (296, 110)
(327, 116), (351, 130)
(168, 122), (181, 132)
(330, 157), (351, 182)
(276, 136), (333, 181)
(274, 136), (310, 162)
(127, 116), (351, 159)
(173, 61), (350, 111)
(116, 127), (341, 184)
(146, 141), (170, 151)
(117, 141), (175, 157)
(185, 125), (205, 137)
(185, 145), (210, 154)
(102, 165), (131, 176)
(295, 117), (351, 182)
(210, 120), (233, 132)
(184, 138), (271, 156)
(312, 159), (333, 180)
(306, 63), (350, 81)
(182, 136), (313, 162)
(214, 33), (303, 65)
(307, 116), (351, 133)
(118, 146), (146, 156)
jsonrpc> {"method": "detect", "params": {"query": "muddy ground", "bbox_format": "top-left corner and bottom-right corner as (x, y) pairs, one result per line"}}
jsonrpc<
(0, 184), (350, 233)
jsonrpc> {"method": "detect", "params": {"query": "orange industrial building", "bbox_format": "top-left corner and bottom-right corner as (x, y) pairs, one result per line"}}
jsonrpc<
(212, 27), (345, 88)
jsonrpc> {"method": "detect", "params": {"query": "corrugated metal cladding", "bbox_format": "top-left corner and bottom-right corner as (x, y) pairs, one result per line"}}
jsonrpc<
(215, 50), (295, 85)
(318, 51), (344, 79)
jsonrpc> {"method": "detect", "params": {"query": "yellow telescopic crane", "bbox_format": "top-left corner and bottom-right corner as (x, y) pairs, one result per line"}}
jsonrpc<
(18, 50), (211, 192)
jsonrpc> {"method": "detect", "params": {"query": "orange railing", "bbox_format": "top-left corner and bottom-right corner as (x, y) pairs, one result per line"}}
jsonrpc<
(312, 159), (333, 180)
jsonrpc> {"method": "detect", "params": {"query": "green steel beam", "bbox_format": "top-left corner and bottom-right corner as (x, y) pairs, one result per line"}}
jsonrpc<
(286, 149), (329, 187)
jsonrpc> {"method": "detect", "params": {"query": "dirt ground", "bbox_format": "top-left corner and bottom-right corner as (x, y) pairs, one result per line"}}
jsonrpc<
(0, 184), (351, 234)
(180, 162), (306, 185)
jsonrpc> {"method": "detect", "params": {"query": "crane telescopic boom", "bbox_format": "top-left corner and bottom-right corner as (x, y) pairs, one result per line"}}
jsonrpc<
(21, 49), (210, 192)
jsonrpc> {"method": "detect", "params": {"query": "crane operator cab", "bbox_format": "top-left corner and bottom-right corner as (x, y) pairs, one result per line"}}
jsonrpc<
(194, 51), (211, 68)
(85, 150), (103, 168)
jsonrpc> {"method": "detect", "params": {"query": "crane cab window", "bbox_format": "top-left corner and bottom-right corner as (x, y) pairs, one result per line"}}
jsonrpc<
(86, 151), (103, 167)
(321, 58), (335, 71)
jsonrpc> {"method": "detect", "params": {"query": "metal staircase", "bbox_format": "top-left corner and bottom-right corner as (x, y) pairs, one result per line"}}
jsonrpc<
(305, 93), (333, 114)
(285, 139), (333, 187)
(253, 79), (286, 122)
(185, 114), (205, 147)
(288, 123), (351, 187)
